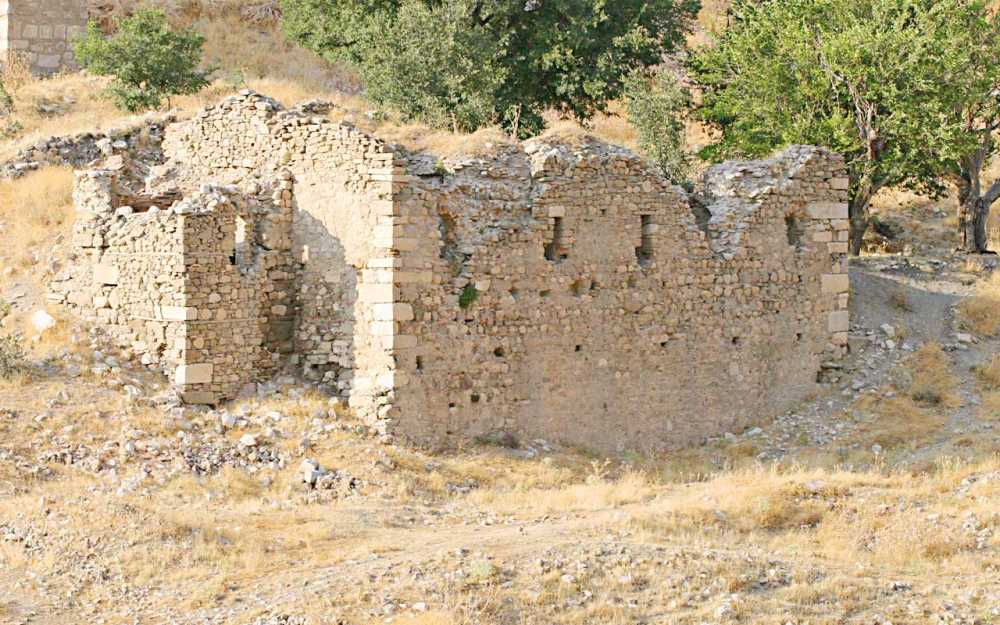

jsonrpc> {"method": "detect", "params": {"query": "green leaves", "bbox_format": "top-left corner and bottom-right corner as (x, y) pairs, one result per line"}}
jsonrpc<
(74, 10), (212, 112)
(280, 0), (699, 137)
(624, 68), (692, 184)
(689, 0), (1000, 253)
(691, 0), (990, 202)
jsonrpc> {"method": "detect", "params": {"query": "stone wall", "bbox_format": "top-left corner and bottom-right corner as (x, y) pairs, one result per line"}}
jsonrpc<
(51, 91), (849, 452)
(0, 0), (88, 75)
(50, 156), (296, 403)
(1, 114), (173, 180)
(383, 142), (849, 452)
(158, 93), (401, 416)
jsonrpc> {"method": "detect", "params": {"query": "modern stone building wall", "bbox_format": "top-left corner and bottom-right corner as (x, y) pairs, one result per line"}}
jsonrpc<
(0, 0), (88, 75)
(51, 91), (850, 453)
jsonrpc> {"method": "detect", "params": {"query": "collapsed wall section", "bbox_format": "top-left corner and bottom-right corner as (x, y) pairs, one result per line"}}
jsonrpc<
(382, 142), (849, 452)
(50, 163), (293, 403)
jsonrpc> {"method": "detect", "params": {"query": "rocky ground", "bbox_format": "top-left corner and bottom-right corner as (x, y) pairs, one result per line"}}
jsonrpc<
(1, 93), (999, 625)
(1, 243), (999, 625)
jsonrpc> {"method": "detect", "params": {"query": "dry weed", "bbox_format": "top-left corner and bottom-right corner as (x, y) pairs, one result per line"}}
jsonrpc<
(958, 271), (1000, 336)
(908, 342), (960, 407)
(853, 394), (947, 450)
(888, 288), (913, 312)
(0, 166), (74, 278)
(467, 470), (654, 517)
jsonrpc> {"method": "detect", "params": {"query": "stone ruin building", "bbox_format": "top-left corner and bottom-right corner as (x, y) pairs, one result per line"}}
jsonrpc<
(49, 91), (851, 452)
(0, 0), (88, 75)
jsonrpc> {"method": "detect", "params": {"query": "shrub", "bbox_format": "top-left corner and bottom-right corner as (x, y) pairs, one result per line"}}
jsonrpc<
(74, 9), (212, 112)
(281, 0), (699, 137)
(0, 334), (25, 379)
(458, 284), (478, 309)
(958, 270), (1000, 336)
(624, 67), (692, 184)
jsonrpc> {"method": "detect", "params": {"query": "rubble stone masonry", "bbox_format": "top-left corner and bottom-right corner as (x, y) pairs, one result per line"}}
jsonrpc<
(51, 92), (850, 453)
(0, 0), (88, 75)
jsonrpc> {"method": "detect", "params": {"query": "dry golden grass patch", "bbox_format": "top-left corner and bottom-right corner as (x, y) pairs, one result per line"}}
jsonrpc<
(631, 467), (864, 537)
(0, 166), (74, 274)
(958, 271), (1000, 336)
(851, 394), (947, 450)
(974, 354), (1000, 389)
(379, 612), (459, 625)
(194, 14), (360, 94)
(979, 391), (1000, 421)
(908, 342), (960, 406)
(840, 342), (961, 452)
(631, 458), (999, 580)
(467, 469), (654, 517)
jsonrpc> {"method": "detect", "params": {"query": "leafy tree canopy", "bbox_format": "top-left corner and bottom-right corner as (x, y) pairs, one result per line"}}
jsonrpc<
(75, 9), (212, 112)
(281, 0), (700, 136)
(624, 67), (692, 185)
(690, 0), (986, 253)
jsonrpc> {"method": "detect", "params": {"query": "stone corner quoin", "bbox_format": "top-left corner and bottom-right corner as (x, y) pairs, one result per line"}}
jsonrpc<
(47, 90), (851, 454)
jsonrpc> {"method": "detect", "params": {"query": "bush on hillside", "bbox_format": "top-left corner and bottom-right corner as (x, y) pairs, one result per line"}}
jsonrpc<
(624, 68), (692, 185)
(74, 9), (212, 112)
(0, 334), (25, 379)
(281, 0), (700, 137)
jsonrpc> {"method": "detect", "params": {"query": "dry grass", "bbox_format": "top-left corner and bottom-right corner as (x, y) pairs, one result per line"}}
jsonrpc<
(466, 469), (655, 517)
(850, 394), (947, 452)
(840, 343), (959, 453)
(632, 457), (999, 578)
(958, 271), (1000, 336)
(979, 391), (1000, 421)
(975, 354), (1000, 389)
(0, 166), (74, 278)
(908, 342), (960, 407)
(194, 14), (360, 95)
(888, 288), (913, 312)
(2, 361), (997, 624)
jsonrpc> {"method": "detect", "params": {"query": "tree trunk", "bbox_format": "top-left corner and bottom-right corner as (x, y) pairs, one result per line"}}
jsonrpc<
(971, 197), (991, 252)
(961, 195), (993, 253)
(848, 192), (872, 256)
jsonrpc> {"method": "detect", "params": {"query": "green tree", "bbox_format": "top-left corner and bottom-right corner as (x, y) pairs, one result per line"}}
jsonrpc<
(624, 68), (692, 184)
(281, 0), (700, 137)
(939, 6), (1000, 253)
(74, 9), (212, 112)
(690, 0), (980, 255)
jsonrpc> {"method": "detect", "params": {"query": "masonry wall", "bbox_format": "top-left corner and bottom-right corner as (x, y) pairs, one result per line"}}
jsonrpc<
(52, 92), (850, 452)
(0, 0), (88, 75)
(51, 166), (290, 403)
(384, 143), (849, 452)
(158, 92), (402, 414)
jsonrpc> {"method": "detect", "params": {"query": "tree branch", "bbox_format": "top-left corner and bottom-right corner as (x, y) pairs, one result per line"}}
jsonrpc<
(983, 177), (1000, 206)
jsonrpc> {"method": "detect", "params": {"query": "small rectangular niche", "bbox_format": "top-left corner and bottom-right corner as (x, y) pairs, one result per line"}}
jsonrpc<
(635, 214), (654, 267)
(544, 217), (567, 262)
